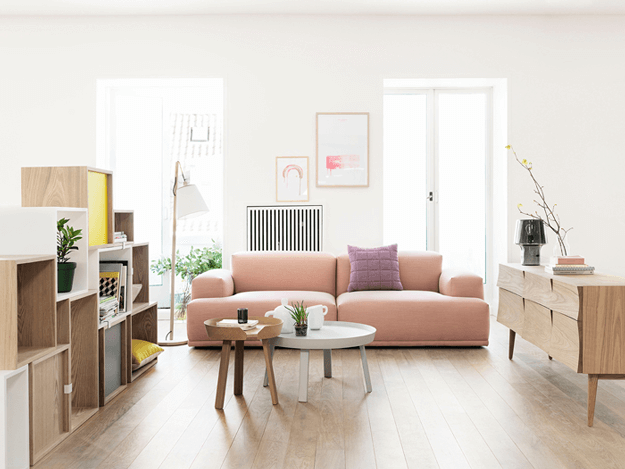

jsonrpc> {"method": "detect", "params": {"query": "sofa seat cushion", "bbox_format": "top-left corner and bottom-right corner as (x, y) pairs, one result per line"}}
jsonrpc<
(336, 290), (489, 344)
(187, 291), (337, 346)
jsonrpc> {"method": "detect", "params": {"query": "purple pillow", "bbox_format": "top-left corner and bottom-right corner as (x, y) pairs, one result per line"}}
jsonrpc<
(347, 244), (403, 292)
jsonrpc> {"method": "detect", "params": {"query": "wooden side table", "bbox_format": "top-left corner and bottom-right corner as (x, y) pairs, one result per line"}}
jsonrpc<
(204, 316), (283, 410)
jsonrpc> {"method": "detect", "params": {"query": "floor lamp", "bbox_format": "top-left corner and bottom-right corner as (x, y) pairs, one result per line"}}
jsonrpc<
(158, 161), (208, 346)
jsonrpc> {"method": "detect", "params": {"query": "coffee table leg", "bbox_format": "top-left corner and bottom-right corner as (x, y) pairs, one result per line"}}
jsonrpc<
(234, 340), (244, 396)
(263, 340), (275, 387)
(262, 339), (279, 405)
(360, 345), (372, 393)
(215, 340), (232, 409)
(299, 349), (310, 402)
(324, 349), (332, 378)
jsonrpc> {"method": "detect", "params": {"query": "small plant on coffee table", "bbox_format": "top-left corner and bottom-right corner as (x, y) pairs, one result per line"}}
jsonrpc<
(286, 301), (308, 336)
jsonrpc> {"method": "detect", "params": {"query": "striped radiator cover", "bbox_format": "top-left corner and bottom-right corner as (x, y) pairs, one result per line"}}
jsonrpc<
(247, 206), (323, 252)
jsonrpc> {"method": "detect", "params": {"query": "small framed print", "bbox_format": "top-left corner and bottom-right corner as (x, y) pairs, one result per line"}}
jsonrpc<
(316, 112), (369, 187)
(276, 156), (309, 202)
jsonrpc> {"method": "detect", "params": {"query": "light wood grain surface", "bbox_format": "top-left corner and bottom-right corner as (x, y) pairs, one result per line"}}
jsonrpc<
(28, 317), (625, 469)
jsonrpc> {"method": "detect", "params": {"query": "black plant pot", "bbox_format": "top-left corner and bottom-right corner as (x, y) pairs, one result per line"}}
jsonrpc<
(58, 262), (77, 293)
(294, 324), (308, 336)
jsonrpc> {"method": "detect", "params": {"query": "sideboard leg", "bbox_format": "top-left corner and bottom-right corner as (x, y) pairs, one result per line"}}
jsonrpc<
(588, 374), (599, 427)
(509, 330), (516, 360)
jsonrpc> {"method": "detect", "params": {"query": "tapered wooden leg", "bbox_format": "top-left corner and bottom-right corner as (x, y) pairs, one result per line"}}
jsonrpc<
(215, 340), (231, 409)
(263, 341), (275, 387)
(588, 374), (599, 427)
(234, 340), (244, 396)
(262, 339), (279, 405)
(509, 329), (516, 360)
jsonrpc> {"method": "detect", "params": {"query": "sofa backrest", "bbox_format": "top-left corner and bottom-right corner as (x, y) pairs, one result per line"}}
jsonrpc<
(231, 251), (337, 296)
(336, 250), (443, 296)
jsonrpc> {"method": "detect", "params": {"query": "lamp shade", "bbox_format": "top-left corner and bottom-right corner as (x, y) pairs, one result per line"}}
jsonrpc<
(177, 183), (208, 220)
(515, 219), (547, 245)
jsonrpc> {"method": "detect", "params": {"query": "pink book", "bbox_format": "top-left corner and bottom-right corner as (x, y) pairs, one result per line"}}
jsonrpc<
(553, 256), (585, 265)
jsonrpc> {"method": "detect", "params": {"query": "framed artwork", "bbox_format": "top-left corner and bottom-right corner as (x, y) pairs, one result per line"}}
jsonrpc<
(316, 112), (369, 187)
(276, 156), (309, 202)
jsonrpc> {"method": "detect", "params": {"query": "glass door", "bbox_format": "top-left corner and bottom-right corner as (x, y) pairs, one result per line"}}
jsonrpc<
(383, 88), (491, 281)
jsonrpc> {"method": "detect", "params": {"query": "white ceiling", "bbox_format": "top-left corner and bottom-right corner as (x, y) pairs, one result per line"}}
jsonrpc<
(1, 0), (625, 16)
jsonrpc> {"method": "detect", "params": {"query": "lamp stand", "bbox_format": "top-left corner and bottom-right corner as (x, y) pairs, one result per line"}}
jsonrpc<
(519, 245), (542, 266)
(159, 162), (188, 346)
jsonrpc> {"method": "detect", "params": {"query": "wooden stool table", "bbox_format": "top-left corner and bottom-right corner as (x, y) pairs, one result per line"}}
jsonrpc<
(204, 316), (283, 409)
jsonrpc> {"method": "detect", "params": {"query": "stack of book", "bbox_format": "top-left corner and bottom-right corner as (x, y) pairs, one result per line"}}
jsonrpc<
(99, 295), (119, 321)
(114, 231), (127, 242)
(545, 256), (595, 275)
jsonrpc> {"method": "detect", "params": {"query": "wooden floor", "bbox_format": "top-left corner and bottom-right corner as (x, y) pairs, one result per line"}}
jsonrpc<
(35, 316), (625, 469)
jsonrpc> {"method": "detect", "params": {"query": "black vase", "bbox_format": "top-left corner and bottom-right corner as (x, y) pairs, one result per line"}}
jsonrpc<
(57, 262), (77, 293)
(295, 324), (308, 336)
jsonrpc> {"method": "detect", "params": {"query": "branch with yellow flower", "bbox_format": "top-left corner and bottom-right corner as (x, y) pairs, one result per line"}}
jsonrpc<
(506, 145), (572, 256)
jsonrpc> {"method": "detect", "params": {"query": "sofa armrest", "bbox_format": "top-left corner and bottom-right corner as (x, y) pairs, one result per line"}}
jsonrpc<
(439, 270), (484, 299)
(191, 269), (235, 299)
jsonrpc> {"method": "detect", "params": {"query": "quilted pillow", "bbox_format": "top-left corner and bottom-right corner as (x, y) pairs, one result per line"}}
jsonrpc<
(347, 244), (403, 292)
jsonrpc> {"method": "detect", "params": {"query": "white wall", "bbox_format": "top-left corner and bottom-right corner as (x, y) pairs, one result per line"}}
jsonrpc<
(1, 15), (624, 274)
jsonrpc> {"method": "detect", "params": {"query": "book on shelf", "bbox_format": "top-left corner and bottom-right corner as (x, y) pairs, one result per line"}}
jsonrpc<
(113, 231), (127, 242)
(550, 255), (585, 265)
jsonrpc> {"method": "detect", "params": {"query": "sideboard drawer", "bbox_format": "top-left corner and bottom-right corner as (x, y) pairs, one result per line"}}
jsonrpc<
(498, 289), (524, 334)
(523, 300), (552, 353)
(550, 311), (581, 372)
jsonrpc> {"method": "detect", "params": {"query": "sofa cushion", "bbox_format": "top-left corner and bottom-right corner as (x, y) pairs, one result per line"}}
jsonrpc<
(232, 252), (337, 296)
(187, 290), (337, 346)
(347, 244), (402, 292)
(336, 290), (489, 344)
(337, 251), (443, 296)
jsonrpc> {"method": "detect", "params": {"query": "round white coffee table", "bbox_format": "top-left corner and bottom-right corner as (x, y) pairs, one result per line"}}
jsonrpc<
(263, 321), (376, 402)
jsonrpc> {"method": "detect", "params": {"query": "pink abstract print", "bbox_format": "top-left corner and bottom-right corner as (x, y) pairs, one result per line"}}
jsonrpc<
(325, 155), (360, 176)
(283, 164), (304, 195)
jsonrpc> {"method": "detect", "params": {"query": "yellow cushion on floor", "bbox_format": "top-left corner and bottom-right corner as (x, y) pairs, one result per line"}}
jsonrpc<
(131, 339), (163, 370)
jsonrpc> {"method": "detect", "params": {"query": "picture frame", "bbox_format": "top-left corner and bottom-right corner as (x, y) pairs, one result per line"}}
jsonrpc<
(276, 156), (309, 202)
(316, 112), (369, 187)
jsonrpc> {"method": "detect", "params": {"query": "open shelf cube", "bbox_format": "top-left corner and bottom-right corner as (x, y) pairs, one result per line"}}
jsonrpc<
(114, 210), (134, 242)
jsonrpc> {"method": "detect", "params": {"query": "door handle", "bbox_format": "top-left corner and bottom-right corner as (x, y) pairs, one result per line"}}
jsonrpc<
(426, 191), (434, 202)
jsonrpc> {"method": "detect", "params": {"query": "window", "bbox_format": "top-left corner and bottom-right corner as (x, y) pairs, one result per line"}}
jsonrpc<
(97, 79), (223, 303)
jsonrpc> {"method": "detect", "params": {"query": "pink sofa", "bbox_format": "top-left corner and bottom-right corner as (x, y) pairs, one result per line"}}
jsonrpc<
(187, 251), (489, 347)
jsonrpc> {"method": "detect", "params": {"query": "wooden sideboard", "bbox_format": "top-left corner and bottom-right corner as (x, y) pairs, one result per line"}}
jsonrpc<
(497, 263), (625, 426)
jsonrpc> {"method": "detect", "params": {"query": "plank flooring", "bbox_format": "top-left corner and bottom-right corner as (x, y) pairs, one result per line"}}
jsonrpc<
(34, 316), (625, 469)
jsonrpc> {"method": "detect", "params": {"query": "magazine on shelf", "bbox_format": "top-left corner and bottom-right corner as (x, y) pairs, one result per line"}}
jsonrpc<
(100, 261), (129, 312)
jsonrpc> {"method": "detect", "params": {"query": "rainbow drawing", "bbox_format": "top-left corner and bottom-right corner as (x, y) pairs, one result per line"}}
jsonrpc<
(283, 164), (304, 195)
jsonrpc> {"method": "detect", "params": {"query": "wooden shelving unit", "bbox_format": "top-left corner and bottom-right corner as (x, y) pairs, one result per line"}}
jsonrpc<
(0, 166), (160, 466)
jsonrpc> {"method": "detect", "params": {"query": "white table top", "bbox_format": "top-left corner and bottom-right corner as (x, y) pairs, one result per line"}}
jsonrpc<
(273, 321), (376, 350)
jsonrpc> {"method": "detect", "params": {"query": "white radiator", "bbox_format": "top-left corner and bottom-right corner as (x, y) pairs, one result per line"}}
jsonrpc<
(247, 206), (323, 252)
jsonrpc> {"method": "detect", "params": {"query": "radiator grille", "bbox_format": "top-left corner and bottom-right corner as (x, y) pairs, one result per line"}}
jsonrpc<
(247, 206), (323, 252)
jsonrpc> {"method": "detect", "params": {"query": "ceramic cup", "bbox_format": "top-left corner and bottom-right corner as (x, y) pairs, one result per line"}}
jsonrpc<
(307, 304), (328, 330)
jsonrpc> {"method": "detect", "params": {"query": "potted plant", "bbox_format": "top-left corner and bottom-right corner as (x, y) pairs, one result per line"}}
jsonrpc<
(57, 218), (82, 293)
(286, 301), (308, 336)
(150, 241), (222, 319)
